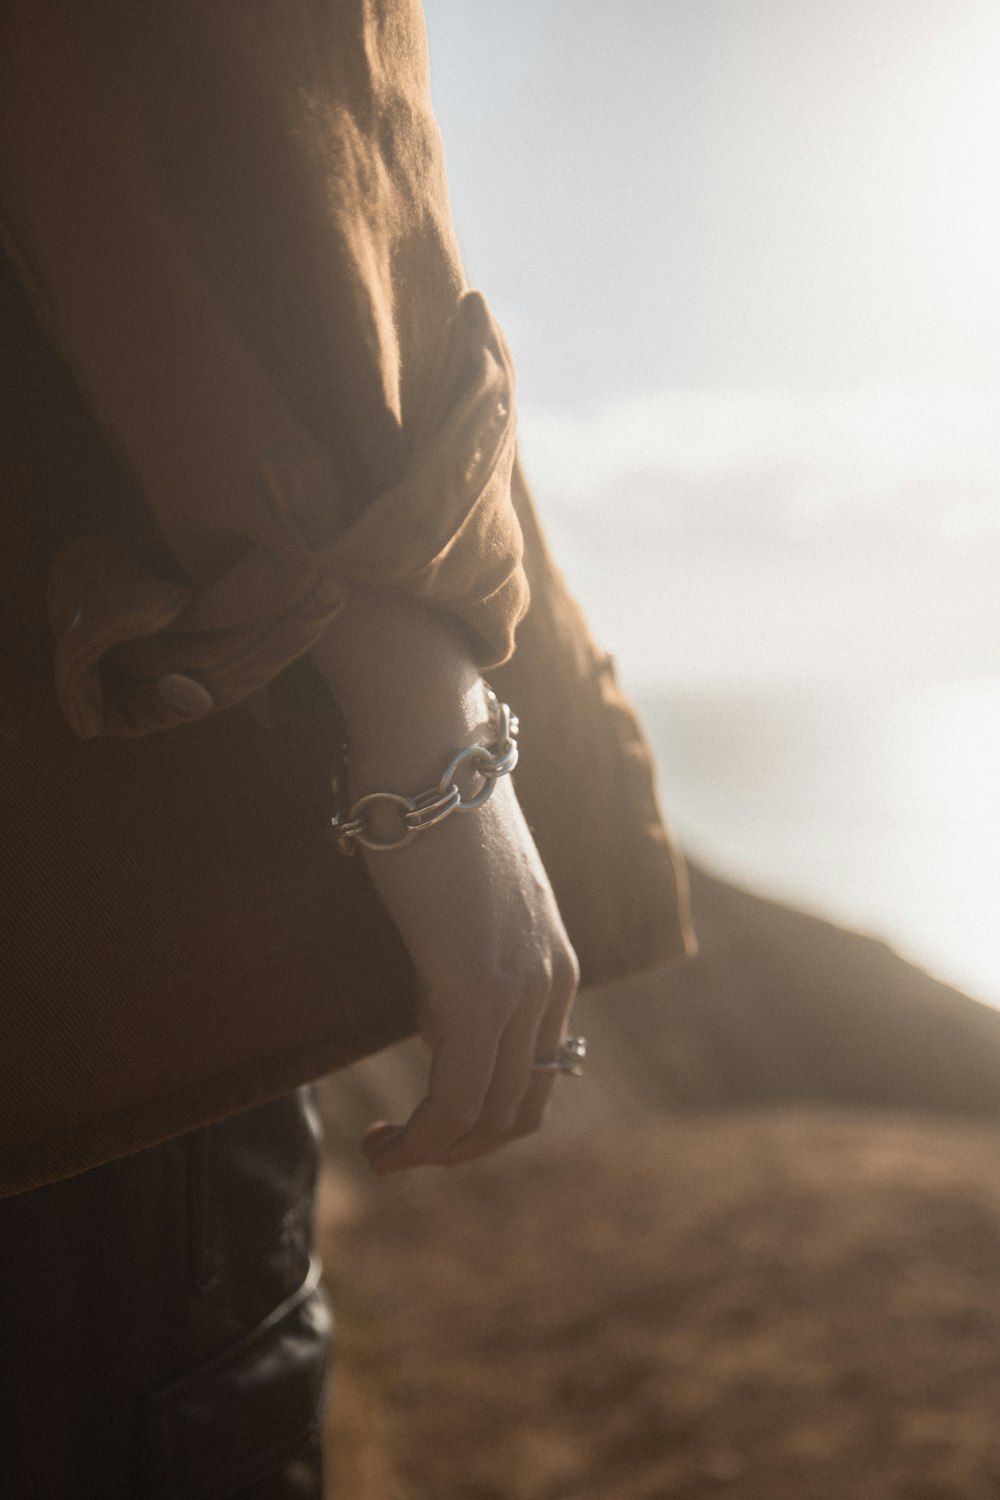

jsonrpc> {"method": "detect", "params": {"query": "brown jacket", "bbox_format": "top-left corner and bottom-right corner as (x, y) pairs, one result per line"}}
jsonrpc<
(0, 0), (693, 1195)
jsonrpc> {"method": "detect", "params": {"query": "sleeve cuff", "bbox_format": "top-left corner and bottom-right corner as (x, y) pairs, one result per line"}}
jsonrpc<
(325, 290), (528, 669)
(46, 291), (528, 737)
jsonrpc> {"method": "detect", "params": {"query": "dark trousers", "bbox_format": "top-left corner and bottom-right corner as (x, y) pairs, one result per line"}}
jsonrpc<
(0, 1090), (331, 1499)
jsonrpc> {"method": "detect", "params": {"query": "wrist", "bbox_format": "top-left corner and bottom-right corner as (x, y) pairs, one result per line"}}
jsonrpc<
(312, 586), (483, 741)
(344, 684), (492, 800)
(310, 586), (492, 792)
(331, 688), (518, 854)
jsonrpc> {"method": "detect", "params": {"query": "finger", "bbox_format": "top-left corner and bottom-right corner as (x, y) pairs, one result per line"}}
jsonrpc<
(508, 1062), (559, 1141)
(439, 1062), (557, 1166)
(437, 996), (548, 1164)
(440, 976), (575, 1165)
(506, 982), (580, 1140)
(363, 1024), (500, 1173)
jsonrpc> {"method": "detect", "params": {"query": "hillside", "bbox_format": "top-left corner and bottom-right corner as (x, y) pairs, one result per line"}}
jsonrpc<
(317, 867), (1000, 1498)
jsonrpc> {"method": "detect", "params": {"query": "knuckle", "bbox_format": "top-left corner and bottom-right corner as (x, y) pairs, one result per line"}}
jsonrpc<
(552, 944), (580, 999)
(521, 962), (555, 1014)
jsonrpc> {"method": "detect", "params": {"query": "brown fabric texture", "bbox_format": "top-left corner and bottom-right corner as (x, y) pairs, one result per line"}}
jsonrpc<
(0, 0), (693, 1196)
(0, 0), (526, 735)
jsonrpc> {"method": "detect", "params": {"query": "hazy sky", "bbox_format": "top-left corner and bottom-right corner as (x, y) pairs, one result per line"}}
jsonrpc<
(422, 1), (1000, 693)
(424, 0), (1000, 407)
(421, 3), (1000, 999)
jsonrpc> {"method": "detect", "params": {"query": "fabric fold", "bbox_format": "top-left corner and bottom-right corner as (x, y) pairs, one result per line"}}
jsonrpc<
(325, 290), (527, 657)
(0, 0), (528, 739)
(39, 290), (523, 737)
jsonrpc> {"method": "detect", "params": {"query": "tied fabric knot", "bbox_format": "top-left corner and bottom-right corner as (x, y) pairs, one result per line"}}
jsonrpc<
(47, 515), (347, 739)
(45, 291), (523, 738)
(1, 5), (528, 739)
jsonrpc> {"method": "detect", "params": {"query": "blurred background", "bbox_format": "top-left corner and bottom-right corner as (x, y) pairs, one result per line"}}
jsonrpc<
(322, 11), (1000, 1491)
(422, 0), (1000, 1006)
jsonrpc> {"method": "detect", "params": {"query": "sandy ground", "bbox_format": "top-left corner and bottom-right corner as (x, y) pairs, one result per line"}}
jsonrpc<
(318, 1109), (1000, 1500)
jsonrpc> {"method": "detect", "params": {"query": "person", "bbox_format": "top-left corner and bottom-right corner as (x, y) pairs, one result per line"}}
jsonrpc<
(0, 2), (693, 1494)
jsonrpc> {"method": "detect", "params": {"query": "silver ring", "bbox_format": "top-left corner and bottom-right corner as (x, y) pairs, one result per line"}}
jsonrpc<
(532, 1036), (586, 1077)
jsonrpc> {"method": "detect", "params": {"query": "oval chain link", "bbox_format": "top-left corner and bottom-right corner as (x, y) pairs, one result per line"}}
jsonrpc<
(331, 689), (518, 854)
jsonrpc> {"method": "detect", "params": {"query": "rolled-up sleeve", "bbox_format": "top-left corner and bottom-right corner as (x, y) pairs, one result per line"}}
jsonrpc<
(0, 0), (528, 737)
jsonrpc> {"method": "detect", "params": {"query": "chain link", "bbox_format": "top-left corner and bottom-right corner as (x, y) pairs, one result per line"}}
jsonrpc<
(330, 688), (519, 854)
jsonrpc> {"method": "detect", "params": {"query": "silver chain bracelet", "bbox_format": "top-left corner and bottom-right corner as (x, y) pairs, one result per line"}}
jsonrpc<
(330, 687), (519, 854)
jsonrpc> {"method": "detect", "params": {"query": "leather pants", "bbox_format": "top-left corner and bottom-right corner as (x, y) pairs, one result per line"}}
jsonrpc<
(0, 1090), (331, 1499)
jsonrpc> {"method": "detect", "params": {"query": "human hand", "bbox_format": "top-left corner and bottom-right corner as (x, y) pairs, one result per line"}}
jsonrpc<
(353, 758), (579, 1173)
(310, 589), (579, 1174)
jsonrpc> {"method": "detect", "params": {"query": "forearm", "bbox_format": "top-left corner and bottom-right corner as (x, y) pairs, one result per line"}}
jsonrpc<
(310, 595), (577, 1177)
(309, 587), (490, 789)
